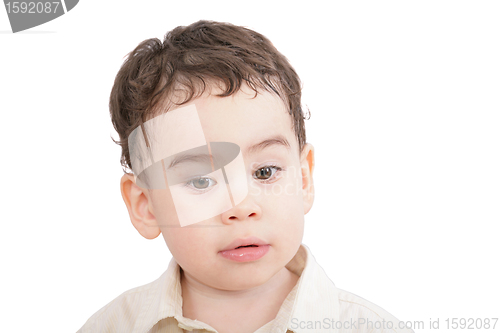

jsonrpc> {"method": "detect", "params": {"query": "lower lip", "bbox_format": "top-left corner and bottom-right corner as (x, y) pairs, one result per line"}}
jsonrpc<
(219, 245), (270, 262)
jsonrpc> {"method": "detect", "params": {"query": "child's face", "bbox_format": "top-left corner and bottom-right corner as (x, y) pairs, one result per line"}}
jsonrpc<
(130, 84), (314, 291)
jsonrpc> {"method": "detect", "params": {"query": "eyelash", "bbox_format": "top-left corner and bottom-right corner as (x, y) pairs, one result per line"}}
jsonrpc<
(183, 164), (284, 193)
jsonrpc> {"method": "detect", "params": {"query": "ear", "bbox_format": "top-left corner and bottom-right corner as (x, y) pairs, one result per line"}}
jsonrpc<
(300, 143), (315, 215)
(120, 173), (161, 239)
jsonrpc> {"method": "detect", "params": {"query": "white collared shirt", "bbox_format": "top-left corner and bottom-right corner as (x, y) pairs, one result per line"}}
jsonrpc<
(77, 244), (414, 333)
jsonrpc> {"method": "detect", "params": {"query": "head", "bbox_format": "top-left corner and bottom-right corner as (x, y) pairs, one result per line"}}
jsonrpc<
(111, 21), (315, 291)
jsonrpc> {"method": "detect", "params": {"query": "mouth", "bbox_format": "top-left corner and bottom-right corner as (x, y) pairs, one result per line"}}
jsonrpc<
(220, 237), (269, 252)
(235, 244), (258, 249)
(218, 238), (270, 262)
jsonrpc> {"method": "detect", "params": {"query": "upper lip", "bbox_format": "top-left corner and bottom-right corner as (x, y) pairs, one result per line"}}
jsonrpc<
(220, 237), (269, 251)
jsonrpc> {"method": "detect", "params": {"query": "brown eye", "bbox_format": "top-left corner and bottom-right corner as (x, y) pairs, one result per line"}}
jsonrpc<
(255, 166), (274, 180)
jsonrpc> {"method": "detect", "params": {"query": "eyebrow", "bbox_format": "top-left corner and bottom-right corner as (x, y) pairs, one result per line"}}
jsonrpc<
(166, 135), (291, 170)
(167, 154), (212, 170)
(244, 135), (291, 155)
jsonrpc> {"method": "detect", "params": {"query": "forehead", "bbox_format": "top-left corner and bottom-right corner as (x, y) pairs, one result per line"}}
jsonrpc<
(144, 85), (297, 152)
(193, 86), (294, 145)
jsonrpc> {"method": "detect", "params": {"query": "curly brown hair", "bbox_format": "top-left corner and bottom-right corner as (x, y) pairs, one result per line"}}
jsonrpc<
(110, 20), (309, 174)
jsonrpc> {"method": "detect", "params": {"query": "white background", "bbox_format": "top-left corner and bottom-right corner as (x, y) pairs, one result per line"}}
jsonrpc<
(1, 1), (499, 332)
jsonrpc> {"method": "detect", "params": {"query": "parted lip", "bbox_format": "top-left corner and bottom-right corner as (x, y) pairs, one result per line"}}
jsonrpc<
(219, 237), (269, 252)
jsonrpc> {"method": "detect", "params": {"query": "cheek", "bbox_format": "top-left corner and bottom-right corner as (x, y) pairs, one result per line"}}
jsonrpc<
(275, 170), (304, 207)
(273, 175), (305, 236)
(150, 188), (181, 227)
(162, 228), (210, 264)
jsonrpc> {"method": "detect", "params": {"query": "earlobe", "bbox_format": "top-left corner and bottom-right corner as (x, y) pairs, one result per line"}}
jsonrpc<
(300, 143), (315, 215)
(120, 173), (161, 239)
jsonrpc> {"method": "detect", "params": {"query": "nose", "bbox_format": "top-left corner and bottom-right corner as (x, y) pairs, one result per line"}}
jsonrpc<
(220, 195), (262, 225)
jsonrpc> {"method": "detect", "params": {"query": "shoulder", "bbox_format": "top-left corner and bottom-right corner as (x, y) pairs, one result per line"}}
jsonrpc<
(336, 288), (414, 333)
(77, 279), (161, 333)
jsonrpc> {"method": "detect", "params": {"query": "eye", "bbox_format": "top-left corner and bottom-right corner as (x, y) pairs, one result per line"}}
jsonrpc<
(254, 165), (282, 182)
(186, 177), (217, 191)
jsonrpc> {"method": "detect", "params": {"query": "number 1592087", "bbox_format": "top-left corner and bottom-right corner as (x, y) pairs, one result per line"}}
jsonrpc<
(5, 2), (60, 14)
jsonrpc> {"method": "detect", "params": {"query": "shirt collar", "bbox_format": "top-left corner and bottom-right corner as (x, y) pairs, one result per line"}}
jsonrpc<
(134, 244), (340, 333)
(287, 244), (340, 332)
(262, 244), (340, 333)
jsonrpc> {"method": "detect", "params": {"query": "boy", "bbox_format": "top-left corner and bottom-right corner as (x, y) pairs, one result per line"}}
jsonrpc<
(78, 20), (413, 333)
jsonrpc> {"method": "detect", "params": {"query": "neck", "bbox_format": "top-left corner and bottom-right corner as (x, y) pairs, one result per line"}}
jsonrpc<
(181, 266), (299, 333)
